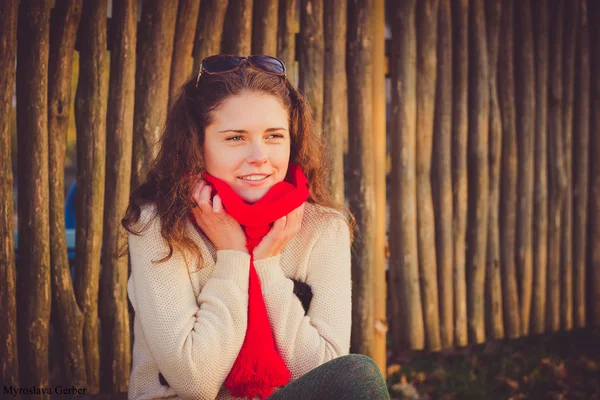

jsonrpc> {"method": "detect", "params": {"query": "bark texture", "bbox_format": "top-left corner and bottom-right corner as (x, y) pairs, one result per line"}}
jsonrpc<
(99, 0), (137, 392)
(73, 0), (109, 393)
(466, 0), (489, 344)
(347, 0), (376, 357)
(531, 0), (549, 334)
(0, 0), (20, 389)
(48, 0), (85, 387)
(16, 0), (52, 393)
(389, 0), (425, 351)
(484, 0), (504, 340)
(451, 0), (469, 347)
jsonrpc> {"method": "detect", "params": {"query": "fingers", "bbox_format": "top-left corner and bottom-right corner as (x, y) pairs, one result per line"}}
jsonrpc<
(192, 179), (204, 205)
(213, 193), (223, 213)
(276, 203), (304, 237)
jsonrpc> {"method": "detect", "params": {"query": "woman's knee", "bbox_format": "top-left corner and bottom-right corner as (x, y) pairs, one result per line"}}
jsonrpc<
(330, 354), (390, 399)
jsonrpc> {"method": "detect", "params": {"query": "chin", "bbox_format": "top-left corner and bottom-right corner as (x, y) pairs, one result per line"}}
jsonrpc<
(238, 187), (270, 204)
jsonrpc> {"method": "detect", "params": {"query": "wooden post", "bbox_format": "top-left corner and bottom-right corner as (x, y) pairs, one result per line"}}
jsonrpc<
(299, 0), (324, 138)
(514, 0), (536, 336)
(48, 0), (86, 387)
(466, 0), (489, 344)
(192, 0), (228, 74)
(0, 0), (19, 389)
(389, 0), (425, 351)
(99, 0), (137, 392)
(432, 0), (454, 349)
(572, 0), (589, 329)
(531, 0), (549, 335)
(74, 0), (108, 393)
(451, 0), (468, 347)
(371, 0), (387, 372)
(416, 0), (442, 352)
(169, 0), (201, 107)
(560, 0), (579, 332)
(498, 0), (520, 339)
(277, 0), (298, 87)
(131, 0), (177, 191)
(484, 0), (504, 340)
(16, 0), (52, 393)
(547, 0), (567, 333)
(587, 0), (600, 326)
(252, 0), (278, 55)
(347, 0), (375, 357)
(323, 0), (347, 206)
(222, 0), (253, 55)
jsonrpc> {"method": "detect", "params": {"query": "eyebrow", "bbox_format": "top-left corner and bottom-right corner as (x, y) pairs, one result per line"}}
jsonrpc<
(218, 127), (288, 134)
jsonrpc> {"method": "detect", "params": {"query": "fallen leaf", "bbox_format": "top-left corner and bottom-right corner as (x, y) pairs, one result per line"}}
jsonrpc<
(496, 376), (520, 391)
(387, 363), (401, 376)
(390, 382), (420, 400)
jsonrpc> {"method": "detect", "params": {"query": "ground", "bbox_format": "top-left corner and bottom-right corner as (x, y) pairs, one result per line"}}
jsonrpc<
(386, 327), (600, 399)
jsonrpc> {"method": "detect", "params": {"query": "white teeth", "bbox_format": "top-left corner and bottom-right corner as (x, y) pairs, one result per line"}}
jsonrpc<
(240, 175), (269, 181)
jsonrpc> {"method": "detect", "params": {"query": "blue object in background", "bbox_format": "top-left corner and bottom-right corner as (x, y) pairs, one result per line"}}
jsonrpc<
(65, 181), (77, 230)
(14, 181), (78, 277)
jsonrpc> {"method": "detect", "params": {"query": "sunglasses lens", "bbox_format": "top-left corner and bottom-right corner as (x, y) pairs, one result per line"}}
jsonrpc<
(202, 55), (241, 73)
(249, 56), (286, 74)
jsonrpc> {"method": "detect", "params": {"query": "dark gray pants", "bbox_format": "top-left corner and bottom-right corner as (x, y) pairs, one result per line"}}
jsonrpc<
(267, 354), (390, 400)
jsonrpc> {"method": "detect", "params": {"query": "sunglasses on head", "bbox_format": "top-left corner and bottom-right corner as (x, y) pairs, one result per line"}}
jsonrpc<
(195, 54), (287, 87)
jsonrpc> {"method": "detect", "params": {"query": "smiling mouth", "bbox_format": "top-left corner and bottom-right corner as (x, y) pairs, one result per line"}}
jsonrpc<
(238, 174), (272, 181)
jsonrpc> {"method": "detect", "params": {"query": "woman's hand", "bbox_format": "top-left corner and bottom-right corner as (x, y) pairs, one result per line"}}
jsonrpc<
(253, 203), (305, 260)
(191, 179), (248, 254)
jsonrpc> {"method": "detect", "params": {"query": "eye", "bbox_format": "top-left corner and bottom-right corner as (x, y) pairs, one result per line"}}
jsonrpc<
(268, 133), (285, 139)
(226, 135), (244, 141)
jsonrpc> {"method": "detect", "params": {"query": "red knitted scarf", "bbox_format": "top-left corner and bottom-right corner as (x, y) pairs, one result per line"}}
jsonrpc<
(190, 163), (310, 399)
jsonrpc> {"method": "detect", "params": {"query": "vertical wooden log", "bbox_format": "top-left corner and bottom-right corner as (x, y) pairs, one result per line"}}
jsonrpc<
(531, 0), (549, 334)
(277, 0), (298, 87)
(514, 0), (536, 336)
(371, 0), (387, 373)
(466, 0), (489, 344)
(0, 0), (19, 389)
(192, 0), (228, 74)
(547, 0), (567, 333)
(299, 0), (324, 137)
(16, 0), (52, 392)
(560, 0), (579, 332)
(484, 0), (504, 340)
(498, 0), (520, 339)
(451, 0), (468, 347)
(347, 0), (375, 357)
(323, 0), (347, 205)
(131, 1), (178, 191)
(587, 0), (600, 326)
(74, 0), (108, 393)
(169, 0), (201, 107)
(252, 0), (278, 55)
(48, 0), (86, 387)
(389, 0), (424, 351)
(431, 0), (453, 349)
(99, 0), (137, 392)
(572, 0), (589, 329)
(222, 0), (253, 55)
(416, 0), (441, 351)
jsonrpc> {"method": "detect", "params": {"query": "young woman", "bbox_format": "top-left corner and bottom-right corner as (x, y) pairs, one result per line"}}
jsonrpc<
(123, 54), (389, 400)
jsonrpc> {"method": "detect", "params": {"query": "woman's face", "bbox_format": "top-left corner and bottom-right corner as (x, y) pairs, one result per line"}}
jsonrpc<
(203, 91), (291, 204)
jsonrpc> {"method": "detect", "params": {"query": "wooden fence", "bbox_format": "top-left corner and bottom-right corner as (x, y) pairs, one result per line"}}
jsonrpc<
(0, 0), (599, 396)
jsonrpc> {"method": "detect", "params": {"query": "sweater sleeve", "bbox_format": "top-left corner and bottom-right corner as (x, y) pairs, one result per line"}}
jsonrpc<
(127, 207), (251, 400)
(253, 215), (352, 380)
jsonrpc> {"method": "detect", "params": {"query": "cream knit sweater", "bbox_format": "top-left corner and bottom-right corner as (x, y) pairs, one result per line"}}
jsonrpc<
(127, 201), (352, 400)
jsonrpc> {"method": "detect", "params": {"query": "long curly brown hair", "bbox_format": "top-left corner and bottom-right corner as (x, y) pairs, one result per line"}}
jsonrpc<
(121, 63), (355, 264)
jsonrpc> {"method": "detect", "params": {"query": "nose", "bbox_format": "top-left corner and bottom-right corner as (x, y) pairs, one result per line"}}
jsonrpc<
(247, 141), (268, 165)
